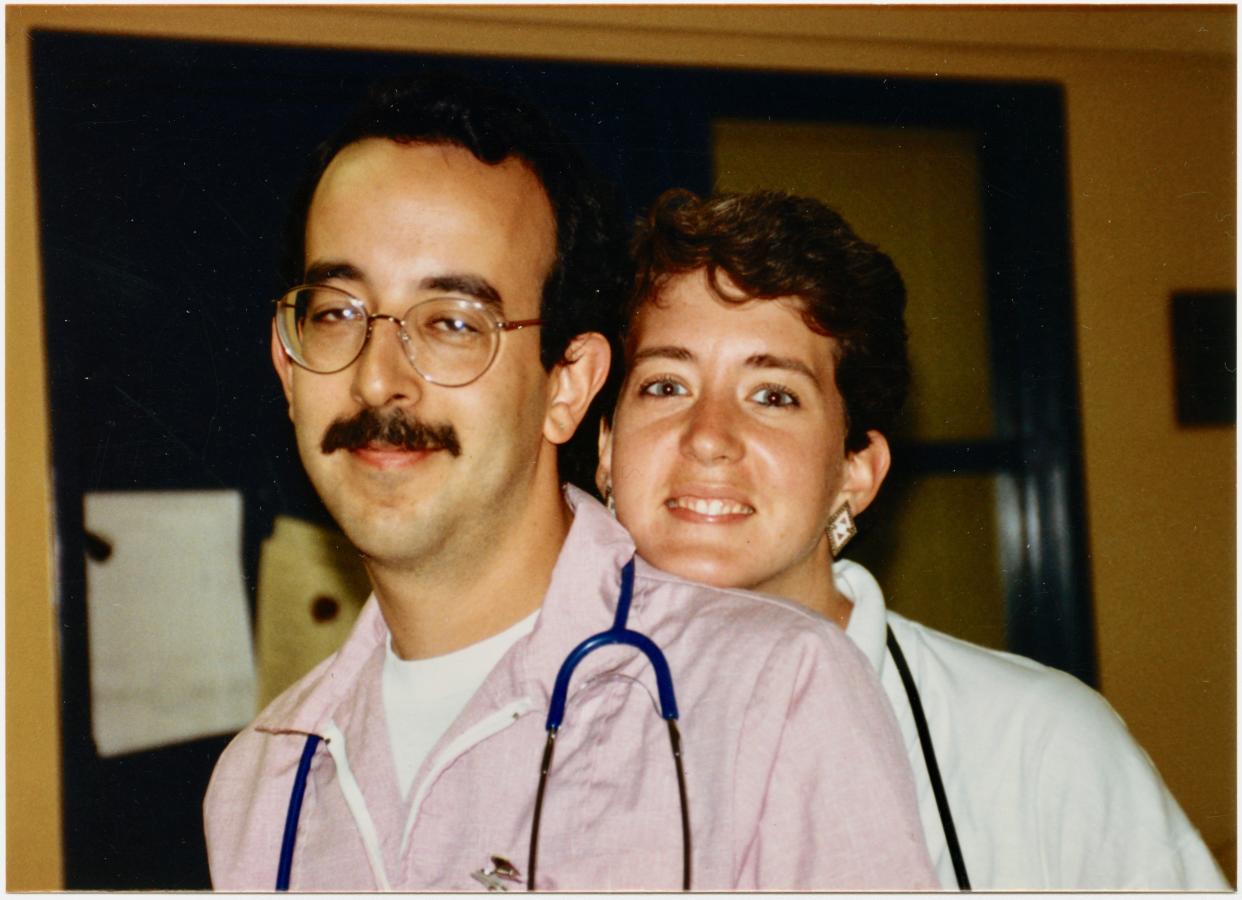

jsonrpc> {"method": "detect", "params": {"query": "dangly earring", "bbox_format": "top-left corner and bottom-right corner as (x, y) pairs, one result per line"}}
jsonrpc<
(604, 484), (617, 517)
(827, 501), (857, 557)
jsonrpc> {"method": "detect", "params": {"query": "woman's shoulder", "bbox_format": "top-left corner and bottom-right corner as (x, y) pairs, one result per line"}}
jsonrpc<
(887, 611), (1129, 745)
(637, 557), (871, 681)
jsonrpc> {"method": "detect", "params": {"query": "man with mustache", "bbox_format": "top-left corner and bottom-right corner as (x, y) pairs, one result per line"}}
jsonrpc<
(320, 407), (463, 459)
(202, 74), (936, 890)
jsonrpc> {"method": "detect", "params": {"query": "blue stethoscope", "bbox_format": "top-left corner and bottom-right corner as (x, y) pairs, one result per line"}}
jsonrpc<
(275, 558), (692, 891)
(273, 559), (967, 892)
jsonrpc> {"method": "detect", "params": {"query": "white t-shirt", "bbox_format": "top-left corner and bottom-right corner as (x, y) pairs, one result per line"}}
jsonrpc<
(836, 558), (1228, 890)
(383, 611), (538, 799)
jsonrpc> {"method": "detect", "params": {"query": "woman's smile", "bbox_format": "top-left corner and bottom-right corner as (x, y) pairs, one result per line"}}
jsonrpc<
(600, 268), (853, 599)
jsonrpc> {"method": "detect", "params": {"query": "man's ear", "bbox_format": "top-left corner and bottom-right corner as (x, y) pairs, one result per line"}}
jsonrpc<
(595, 417), (614, 497)
(271, 321), (295, 415)
(838, 430), (891, 516)
(543, 332), (611, 446)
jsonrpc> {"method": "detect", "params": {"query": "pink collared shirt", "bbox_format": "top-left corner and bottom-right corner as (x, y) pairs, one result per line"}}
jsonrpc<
(204, 486), (936, 890)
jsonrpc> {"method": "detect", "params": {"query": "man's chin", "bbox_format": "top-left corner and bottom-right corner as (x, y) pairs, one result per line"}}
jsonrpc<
(338, 526), (436, 570)
(325, 498), (448, 562)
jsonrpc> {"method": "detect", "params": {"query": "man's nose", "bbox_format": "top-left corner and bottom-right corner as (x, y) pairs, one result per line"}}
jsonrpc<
(680, 392), (744, 465)
(350, 316), (424, 409)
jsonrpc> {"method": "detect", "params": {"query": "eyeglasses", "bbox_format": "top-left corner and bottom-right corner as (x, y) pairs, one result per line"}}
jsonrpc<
(274, 284), (544, 387)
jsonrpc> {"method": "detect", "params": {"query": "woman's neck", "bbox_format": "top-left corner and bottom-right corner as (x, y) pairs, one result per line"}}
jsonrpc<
(752, 537), (855, 630)
(796, 577), (854, 630)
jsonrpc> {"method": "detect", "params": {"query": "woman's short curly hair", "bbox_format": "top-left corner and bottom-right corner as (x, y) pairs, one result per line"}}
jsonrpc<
(616, 188), (909, 453)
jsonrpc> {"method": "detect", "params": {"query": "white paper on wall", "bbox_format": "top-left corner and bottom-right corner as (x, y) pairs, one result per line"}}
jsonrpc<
(84, 490), (256, 757)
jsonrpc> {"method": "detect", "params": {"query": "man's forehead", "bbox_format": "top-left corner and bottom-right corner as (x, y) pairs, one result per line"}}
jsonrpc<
(309, 139), (553, 239)
(317, 137), (545, 202)
(303, 139), (557, 319)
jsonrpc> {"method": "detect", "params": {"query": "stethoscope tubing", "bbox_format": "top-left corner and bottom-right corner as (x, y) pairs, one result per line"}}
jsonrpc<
(272, 579), (962, 892)
(276, 733), (322, 891)
(886, 626), (970, 891)
(528, 557), (690, 890)
(274, 557), (690, 892)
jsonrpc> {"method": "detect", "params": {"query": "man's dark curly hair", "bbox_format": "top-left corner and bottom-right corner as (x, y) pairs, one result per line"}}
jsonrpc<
(280, 72), (629, 489)
(606, 188), (909, 454)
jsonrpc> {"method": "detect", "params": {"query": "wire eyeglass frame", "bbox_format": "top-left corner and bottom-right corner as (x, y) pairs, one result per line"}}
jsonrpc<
(273, 283), (544, 387)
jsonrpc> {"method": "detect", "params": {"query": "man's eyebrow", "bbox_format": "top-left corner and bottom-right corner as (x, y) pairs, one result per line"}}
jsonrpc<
(631, 345), (694, 364)
(745, 353), (818, 381)
(300, 267), (504, 312)
(421, 274), (503, 311)
(303, 261), (363, 284)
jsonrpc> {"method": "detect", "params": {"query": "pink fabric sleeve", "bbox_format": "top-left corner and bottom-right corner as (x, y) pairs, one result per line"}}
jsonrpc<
(732, 625), (937, 889)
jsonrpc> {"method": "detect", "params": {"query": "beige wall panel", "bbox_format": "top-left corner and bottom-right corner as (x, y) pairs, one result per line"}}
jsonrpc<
(6, 11), (64, 890)
(1062, 51), (1235, 873)
(854, 474), (1009, 651)
(9, 3), (1234, 885)
(713, 120), (994, 442)
(256, 517), (370, 708)
(7, 7), (1232, 75)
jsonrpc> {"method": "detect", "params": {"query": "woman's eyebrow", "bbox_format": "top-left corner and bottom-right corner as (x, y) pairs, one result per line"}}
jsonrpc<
(745, 353), (817, 380)
(631, 345), (694, 364)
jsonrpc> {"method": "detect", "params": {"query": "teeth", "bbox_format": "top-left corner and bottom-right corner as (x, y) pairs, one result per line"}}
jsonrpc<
(666, 496), (755, 516)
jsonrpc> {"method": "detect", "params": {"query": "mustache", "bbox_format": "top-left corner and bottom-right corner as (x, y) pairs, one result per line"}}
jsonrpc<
(320, 407), (462, 457)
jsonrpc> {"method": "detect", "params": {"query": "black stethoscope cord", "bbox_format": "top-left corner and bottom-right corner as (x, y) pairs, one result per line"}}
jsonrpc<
(886, 626), (971, 891)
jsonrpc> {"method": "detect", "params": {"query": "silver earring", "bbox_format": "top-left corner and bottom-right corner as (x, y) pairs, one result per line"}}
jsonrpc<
(604, 484), (616, 517)
(827, 501), (857, 557)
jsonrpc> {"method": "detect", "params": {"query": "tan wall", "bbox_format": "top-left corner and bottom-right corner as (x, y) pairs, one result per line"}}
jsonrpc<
(7, 14), (62, 888)
(8, 5), (1234, 887)
(1066, 47), (1235, 875)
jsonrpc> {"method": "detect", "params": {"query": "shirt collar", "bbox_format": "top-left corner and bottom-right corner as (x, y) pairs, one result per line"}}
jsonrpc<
(837, 558), (890, 674)
(506, 484), (637, 708)
(255, 484), (636, 736)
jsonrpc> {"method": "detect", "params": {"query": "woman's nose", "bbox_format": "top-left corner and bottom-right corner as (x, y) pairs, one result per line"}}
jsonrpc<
(680, 394), (744, 465)
(350, 316), (423, 409)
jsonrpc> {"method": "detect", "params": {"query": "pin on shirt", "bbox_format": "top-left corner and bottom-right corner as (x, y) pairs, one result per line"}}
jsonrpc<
(471, 855), (523, 891)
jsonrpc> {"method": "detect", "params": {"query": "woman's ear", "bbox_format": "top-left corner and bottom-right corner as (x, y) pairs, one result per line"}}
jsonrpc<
(838, 430), (891, 516)
(543, 332), (611, 446)
(596, 418), (615, 497)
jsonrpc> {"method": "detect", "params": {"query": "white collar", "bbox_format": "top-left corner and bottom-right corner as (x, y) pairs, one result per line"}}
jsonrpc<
(383, 609), (539, 701)
(837, 558), (890, 674)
